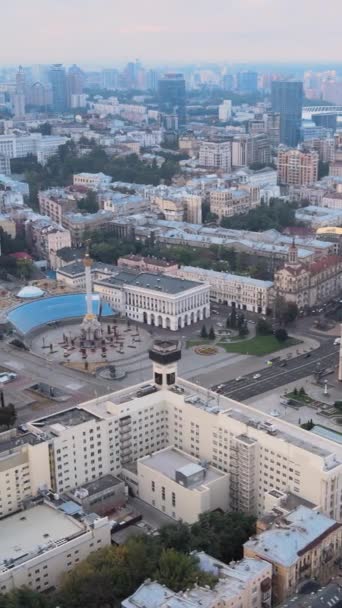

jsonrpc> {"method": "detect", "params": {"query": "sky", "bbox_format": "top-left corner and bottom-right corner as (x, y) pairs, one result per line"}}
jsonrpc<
(1, 0), (342, 66)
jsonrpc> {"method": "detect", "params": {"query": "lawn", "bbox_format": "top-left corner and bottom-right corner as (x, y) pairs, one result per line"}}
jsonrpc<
(186, 338), (215, 349)
(218, 335), (301, 356)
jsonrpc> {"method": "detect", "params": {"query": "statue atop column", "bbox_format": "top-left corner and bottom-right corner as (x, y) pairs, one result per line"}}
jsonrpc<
(80, 240), (101, 339)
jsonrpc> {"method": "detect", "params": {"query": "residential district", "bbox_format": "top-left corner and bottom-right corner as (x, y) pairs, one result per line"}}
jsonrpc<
(0, 62), (341, 608)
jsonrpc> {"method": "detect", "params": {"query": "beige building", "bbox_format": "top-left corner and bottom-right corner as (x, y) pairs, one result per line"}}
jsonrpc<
(38, 189), (78, 225)
(173, 265), (273, 314)
(62, 210), (114, 246)
(274, 243), (342, 308)
(24, 342), (342, 523)
(209, 186), (260, 220)
(136, 447), (229, 523)
(25, 218), (71, 266)
(153, 195), (184, 222)
(277, 148), (319, 187)
(117, 254), (179, 274)
(0, 499), (110, 594)
(321, 191), (342, 209)
(199, 140), (232, 172)
(73, 172), (112, 189)
(244, 506), (342, 603)
(0, 429), (51, 519)
(329, 161), (342, 177)
(123, 553), (272, 608)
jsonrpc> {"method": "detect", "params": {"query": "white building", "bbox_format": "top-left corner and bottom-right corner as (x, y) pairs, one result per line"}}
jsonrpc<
(73, 172), (112, 190)
(123, 553), (272, 608)
(0, 498), (110, 594)
(219, 99), (232, 122)
(137, 447), (229, 523)
(199, 140), (232, 172)
(0, 134), (68, 164)
(56, 260), (116, 289)
(0, 430), (50, 519)
(93, 271), (210, 330)
(173, 266), (273, 313)
(23, 342), (342, 523)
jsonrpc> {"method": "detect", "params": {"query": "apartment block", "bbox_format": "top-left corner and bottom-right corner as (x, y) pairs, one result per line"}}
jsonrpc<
(73, 172), (112, 189)
(244, 506), (342, 603)
(123, 552), (272, 608)
(277, 147), (319, 187)
(0, 497), (110, 594)
(173, 265), (273, 314)
(38, 188), (79, 224)
(199, 140), (232, 172)
(0, 430), (50, 518)
(209, 186), (260, 220)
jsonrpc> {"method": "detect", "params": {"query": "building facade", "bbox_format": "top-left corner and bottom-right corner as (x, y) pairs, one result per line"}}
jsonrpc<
(93, 271), (210, 330)
(271, 81), (303, 147)
(199, 140), (232, 172)
(244, 506), (342, 603)
(173, 266), (273, 313)
(277, 148), (319, 187)
(274, 243), (342, 308)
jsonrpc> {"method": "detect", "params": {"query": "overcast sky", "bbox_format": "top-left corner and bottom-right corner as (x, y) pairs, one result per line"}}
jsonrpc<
(1, 0), (342, 66)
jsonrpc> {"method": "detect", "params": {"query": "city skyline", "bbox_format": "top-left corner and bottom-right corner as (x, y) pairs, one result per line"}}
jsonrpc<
(1, 0), (342, 65)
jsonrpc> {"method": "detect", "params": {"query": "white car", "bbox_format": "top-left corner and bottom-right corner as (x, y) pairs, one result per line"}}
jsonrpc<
(334, 338), (341, 346)
(235, 376), (243, 382)
(253, 373), (261, 379)
(0, 372), (17, 384)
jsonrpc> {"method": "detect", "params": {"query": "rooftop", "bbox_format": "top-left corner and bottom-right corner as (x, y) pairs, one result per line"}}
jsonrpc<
(0, 431), (43, 455)
(32, 407), (99, 434)
(140, 447), (225, 489)
(0, 503), (84, 570)
(96, 271), (203, 294)
(74, 474), (123, 496)
(179, 266), (273, 288)
(244, 506), (341, 567)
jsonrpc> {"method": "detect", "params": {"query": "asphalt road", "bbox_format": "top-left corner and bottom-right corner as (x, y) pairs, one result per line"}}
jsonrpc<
(212, 339), (340, 401)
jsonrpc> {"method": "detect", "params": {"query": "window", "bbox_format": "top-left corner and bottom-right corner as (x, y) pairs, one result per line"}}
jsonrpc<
(151, 481), (155, 492)
(172, 492), (176, 507)
(161, 486), (166, 500)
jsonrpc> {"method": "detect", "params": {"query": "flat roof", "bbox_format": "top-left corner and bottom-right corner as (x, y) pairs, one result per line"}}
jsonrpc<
(33, 407), (99, 433)
(0, 432), (43, 454)
(244, 505), (340, 567)
(140, 448), (224, 488)
(0, 504), (83, 567)
(97, 271), (203, 294)
(77, 474), (123, 496)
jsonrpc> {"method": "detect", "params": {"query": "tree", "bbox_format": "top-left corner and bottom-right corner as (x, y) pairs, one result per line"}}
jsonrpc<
(301, 419), (314, 430)
(239, 325), (249, 338)
(154, 549), (217, 593)
(299, 387), (306, 396)
(230, 307), (237, 329)
(256, 319), (273, 336)
(190, 511), (256, 564)
(158, 521), (192, 553)
(78, 191), (98, 214)
(0, 404), (17, 429)
(200, 325), (208, 339)
(208, 326), (216, 340)
(0, 588), (51, 607)
(275, 328), (288, 342)
(226, 316), (230, 329)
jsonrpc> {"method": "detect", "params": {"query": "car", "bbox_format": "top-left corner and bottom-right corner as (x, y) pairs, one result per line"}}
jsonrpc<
(304, 353), (311, 358)
(235, 376), (243, 382)
(253, 373), (261, 379)
(0, 372), (17, 384)
(280, 361), (287, 367)
(334, 338), (341, 346)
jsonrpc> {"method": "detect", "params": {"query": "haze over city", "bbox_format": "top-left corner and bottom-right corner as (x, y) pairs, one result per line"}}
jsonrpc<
(0, 2), (342, 608)
(1, 0), (342, 64)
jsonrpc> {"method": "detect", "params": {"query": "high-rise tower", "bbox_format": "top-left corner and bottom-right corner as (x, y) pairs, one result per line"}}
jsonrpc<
(158, 73), (186, 129)
(271, 81), (303, 147)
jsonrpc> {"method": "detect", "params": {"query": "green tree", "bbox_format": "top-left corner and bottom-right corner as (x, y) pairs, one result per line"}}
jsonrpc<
(154, 549), (217, 593)
(208, 326), (216, 340)
(200, 325), (208, 339)
(78, 191), (98, 214)
(158, 522), (192, 553)
(256, 319), (273, 336)
(230, 308), (237, 329)
(275, 328), (288, 342)
(0, 404), (17, 429)
(0, 588), (51, 607)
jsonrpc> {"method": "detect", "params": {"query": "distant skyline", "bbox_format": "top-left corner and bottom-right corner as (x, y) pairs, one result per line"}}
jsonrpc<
(1, 0), (342, 66)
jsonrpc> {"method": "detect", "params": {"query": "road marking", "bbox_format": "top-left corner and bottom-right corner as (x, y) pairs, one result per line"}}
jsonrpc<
(3, 360), (25, 370)
(65, 382), (84, 391)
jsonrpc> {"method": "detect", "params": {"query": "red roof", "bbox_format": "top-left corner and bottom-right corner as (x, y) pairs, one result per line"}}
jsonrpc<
(9, 252), (32, 260)
(309, 255), (342, 274)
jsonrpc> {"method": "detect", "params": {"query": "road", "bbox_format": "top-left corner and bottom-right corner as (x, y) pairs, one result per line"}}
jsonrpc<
(212, 339), (339, 401)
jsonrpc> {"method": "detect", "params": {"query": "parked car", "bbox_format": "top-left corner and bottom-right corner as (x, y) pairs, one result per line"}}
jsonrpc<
(253, 373), (261, 379)
(0, 372), (17, 384)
